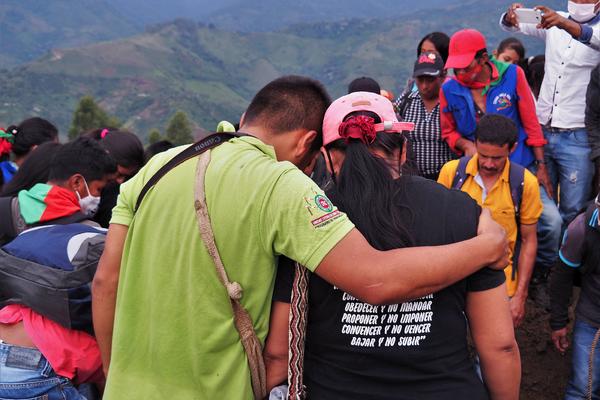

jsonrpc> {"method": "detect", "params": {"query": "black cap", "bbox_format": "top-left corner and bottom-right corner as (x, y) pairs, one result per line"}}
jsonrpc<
(413, 52), (445, 78)
(348, 77), (381, 94)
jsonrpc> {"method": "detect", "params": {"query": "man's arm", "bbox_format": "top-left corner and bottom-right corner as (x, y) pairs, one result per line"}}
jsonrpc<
(467, 285), (521, 400)
(549, 260), (576, 354)
(510, 223), (537, 327)
(534, 6), (600, 50)
(586, 66), (600, 194)
(314, 210), (508, 305)
(500, 3), (548, 39)
(549, 213), (586, 353)
(514, 65), (553, 198)
(439, 89), (476, 156)
(92, 223), (128, 376)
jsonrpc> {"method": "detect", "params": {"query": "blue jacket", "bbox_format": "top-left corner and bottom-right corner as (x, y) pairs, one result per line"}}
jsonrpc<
(442, 63), (534, 168)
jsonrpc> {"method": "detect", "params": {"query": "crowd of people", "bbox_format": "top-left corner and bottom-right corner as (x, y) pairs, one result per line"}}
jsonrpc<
(0, 1), (599, 399)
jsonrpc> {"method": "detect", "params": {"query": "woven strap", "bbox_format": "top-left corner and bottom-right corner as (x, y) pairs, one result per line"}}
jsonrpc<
(287, 262), (310, 400)
(194, 151), (267, 400)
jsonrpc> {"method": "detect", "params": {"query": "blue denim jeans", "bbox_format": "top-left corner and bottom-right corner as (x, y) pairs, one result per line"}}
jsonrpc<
(544, 128), (594, 227)
(528, 165), (563, 270)
(565, 319), (600, 400)
(0, 341), (86, 400)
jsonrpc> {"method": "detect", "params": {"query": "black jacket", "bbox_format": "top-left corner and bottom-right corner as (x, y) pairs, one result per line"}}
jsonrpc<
(586, 64), (600, 162)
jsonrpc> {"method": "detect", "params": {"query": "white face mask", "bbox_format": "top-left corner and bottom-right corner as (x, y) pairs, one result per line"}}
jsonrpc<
(568, 1), (599, 23)
(76, 178), (101, 217)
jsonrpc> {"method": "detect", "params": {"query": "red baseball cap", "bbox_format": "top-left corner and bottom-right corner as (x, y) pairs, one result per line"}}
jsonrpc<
(445, 29), (487, 69)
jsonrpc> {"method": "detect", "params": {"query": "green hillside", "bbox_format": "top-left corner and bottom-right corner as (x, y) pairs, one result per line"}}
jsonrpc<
(0, 0), (139, 68)
(0, 1), (562, 140)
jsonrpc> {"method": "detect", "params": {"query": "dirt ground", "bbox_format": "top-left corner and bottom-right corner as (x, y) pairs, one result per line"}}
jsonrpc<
(518, 293), (576, 399)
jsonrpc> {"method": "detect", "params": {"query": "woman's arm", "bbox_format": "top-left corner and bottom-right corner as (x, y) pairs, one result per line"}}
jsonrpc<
(264, 301), (291, 391)
(467, 284), (521, 400)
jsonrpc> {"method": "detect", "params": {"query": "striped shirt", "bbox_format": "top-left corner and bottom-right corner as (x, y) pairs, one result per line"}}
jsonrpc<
(395, 91), (455, 178)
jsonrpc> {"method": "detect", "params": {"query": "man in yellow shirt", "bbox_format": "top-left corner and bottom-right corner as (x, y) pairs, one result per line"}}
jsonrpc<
(439, 114), (542, 327)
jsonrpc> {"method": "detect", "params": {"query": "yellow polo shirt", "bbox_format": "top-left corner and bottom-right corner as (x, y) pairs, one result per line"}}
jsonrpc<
(438, 155), (542, 296)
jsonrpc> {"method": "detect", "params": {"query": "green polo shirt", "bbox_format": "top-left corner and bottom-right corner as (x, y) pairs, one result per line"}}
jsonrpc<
(104, 136), (354, 399)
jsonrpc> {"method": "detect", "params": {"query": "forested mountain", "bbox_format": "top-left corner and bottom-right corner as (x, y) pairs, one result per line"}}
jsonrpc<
(0, 0), (563, 139)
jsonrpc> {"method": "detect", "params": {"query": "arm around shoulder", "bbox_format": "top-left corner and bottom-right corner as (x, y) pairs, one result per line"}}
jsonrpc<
(314, 219), (508, 305)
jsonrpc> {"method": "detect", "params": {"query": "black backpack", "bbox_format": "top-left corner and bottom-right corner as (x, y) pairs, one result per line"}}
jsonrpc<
(0, 201), (103, 334)
(452, 156), (525, 280)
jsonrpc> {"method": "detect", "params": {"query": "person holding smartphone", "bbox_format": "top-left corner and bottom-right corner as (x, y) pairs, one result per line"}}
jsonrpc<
(500, 1), (600, 227)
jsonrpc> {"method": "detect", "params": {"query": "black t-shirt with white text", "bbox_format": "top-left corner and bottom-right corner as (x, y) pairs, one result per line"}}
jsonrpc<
(274, 176), (505, 400)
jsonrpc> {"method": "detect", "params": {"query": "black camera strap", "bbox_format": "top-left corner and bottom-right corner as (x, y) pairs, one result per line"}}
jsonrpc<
(134, 132), (241, 213)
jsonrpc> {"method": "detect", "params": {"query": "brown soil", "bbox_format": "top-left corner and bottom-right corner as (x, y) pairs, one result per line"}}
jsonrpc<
(518, 293), (577, 399)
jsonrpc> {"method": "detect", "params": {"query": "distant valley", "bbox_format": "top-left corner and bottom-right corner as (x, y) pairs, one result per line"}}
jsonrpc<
(0, 0), (563, 140)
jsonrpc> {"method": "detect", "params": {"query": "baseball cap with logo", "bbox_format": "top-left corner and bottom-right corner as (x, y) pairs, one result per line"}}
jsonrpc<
(413, 51), (445, 78)
(445, 29), (487, 69)
(322, 91), (414, 147)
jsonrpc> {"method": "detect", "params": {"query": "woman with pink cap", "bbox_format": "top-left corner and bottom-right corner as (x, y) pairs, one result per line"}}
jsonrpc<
(265, 92), (520, 399)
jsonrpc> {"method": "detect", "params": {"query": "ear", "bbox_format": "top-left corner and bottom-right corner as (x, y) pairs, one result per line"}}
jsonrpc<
(509, 142), (518, 154)
(492, 49), (498, 58)
(239, 112), (246, 128)
(294, 129), (318, 159)
(66, 174), (84, 194)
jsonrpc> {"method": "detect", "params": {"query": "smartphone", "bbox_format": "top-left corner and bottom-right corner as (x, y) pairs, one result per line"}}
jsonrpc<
(515, 8), (543, 24)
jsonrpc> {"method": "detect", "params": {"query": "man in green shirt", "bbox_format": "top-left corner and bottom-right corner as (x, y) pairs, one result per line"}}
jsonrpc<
(93, 76), (509, 399)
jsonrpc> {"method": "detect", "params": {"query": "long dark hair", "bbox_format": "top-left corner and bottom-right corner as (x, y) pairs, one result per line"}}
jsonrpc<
(325, 113), (414, 251)
(1, 142), (62, 197)
(84, 128), (145, 171)
(6, 117), (58, 158)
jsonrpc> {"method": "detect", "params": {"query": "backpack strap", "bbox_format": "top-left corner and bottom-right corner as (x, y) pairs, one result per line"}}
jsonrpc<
(0, 196), (18, 240)
(134, 132), (240, 213)
(287, 263), (310, 400)
(508, 162), (525, 281)
(0, 196), (26, 244)
(193, 150), (267, 400)
(395, 93), (414, 120)
(451, 156), (472, 190)
(33, 212), (88, 227)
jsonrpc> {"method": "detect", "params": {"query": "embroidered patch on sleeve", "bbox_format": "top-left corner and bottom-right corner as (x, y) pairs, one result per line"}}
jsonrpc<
(303, 189), (342, 228)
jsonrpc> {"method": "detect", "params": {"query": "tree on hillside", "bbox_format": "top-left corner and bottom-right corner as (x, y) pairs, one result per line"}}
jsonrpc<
(165, 111), (193, 145)
(148, 129), (162, 145)
(69, 96), (121, 139)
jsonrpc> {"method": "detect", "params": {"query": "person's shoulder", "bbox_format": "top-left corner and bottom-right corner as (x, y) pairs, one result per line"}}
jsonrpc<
(438, 159), (460, 177)
(398, 176), (480, 242)
(401, 175), (478, 211)
(441, 77), (460, 90)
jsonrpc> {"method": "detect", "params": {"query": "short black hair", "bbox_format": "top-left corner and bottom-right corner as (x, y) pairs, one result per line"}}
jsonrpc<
(243, 75), (331, 152)
(475, 48), (488, 60)
(348, 77), (381, 94)
(48, 137), (117, 183)
(475, 114), (518, 148)
(7, 117), (58, 157)
(144, 140), (174, 163)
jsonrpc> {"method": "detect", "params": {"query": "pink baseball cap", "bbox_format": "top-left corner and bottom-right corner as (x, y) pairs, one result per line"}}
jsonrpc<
(445, 29), (487, 69)
(322, 91), (414, 147)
